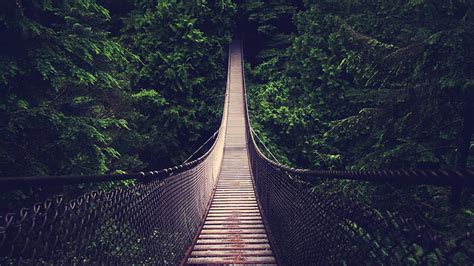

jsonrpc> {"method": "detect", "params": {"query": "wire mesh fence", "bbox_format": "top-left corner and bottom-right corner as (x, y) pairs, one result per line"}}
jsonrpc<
(247, 135), (474, 265)
(0, 125), (228, 265)
(0, 58), (230, 265)
(240, 38), (473, 265)
(1, 164), (210, 264)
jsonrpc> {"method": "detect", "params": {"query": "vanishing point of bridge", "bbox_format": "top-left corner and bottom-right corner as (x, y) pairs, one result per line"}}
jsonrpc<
(0, 40), (473, 265)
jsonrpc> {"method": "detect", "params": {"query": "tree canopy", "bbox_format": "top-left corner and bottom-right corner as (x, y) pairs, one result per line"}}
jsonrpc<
(0, 0), (236, 178)
(0, 0), (472, 252)
(242, 0), (474, 252)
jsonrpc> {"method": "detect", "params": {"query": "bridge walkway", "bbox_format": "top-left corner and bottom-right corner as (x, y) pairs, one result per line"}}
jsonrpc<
(185, 41), (276, 265)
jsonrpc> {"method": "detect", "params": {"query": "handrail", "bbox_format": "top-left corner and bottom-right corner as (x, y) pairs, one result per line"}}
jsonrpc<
(182, 130), (219, 164)
(240, 41), (474, 188)
(0, 131), (219, 190)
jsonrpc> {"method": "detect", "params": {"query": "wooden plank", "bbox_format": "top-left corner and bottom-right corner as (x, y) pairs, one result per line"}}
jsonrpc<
(215, 187), (253, 189)
(211, 199), (256, 202)
(199, 229), (267, 235)
(217, 182), (252, 184)
(211, 203), (258, 207)
(210, 207), (259, 211)
(218, 181), (252, 183)
(187, 256), (276, 264)
(193, 243), (271, 250)
(214, 190), (254, 193)
(218, 177), (251, 179)
(217, 185), (253, 188)
(190, 249), (272, 257)
(212, 202), (257, 206)
(215, 186), (252, 188)
(212, 200), (257, 203)
(209, 206), (257, 210)
(203, 224), (265, 229)
(204, 219), (262, 225)
(217, 181), (252, 183)
(196, 238), (268, 245)
(215, 191), (254, 194)
(212, 201), (257, 204)
(212, 195), (256, 198)
(216, 184), (252, 186)
(207, 212), (260, 217)
(198, 233), (268, 239)
(213, 194), (254, 197)
(205, 216), (262, 221)
(217, 185), (252, 187)
(215, 187), (252, 190)
(212, 194), (256, 197)
(208, 210), (260, 214)
(212, 199), (256, 202)
(213, 193), (255, 196)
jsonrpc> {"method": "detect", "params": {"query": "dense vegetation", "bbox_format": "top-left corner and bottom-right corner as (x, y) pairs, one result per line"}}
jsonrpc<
(244, 0), (473, 171)
(242, 0), (473, 245)
(0, 0), (235, 179)
(0, 0), (472, 249)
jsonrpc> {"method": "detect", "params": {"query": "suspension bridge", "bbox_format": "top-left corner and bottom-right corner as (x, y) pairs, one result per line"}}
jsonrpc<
(0, 40), (473, 265)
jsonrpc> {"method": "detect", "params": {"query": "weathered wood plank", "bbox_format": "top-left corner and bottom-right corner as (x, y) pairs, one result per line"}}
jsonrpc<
(193, 243), (271, 250)
(210, 207), (259, 211)
(199, 229), (267, 235)
(205, 216), (262, 221)
(190, 249), (273, 257)
(198, 233), (268, 239)
(196, 238), (269, 245)
(207, 212), (261, 217)
(187, 256), (276, 264)
(208, 208), (259, 211)
(204, 220), (263, 225)
(202, 224), (265, 229)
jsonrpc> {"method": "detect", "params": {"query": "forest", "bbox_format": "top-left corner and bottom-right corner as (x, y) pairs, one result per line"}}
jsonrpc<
(242, 0), (473, 255)
(0, 0), (473, 264)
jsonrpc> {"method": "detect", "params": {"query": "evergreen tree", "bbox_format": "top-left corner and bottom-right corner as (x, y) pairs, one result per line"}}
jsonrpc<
(0, 0), (135, 176)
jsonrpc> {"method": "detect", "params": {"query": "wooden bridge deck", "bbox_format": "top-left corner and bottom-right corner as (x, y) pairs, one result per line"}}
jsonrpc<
(186, 42), (276, 265)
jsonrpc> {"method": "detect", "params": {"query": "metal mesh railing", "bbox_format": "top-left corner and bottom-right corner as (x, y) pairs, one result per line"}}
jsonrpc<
(1, 163), (213, 264)
(0, 47), (231, 265)
(247, 143), (474, 265)
(239, 40), (474, 264)
(0, 138), (226, 265)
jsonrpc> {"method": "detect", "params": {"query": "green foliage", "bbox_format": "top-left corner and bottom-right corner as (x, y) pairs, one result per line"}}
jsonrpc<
(0, 0), (236, 213)
(0, 0), (135, 176)
(246, 0), (474, 170)
(243, 0), (474, 257)
(0, 0), (235, 179)
(237, 0), (297, 63)
(121, 0), (236, 168)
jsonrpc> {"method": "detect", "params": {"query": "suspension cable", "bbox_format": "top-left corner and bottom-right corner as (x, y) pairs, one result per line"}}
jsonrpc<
(183, 130), (219, 164)
(250, 127), (281, 164)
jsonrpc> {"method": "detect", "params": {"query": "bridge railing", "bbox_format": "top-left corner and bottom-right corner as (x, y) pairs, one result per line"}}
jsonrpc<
(240, 41), (474, 265)
(0, 46), (231, 266)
